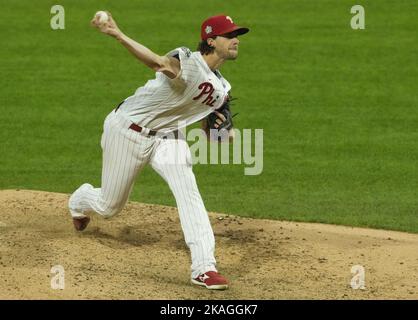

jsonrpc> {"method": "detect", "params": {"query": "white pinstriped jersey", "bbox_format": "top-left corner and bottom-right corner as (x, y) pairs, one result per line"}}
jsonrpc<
(117, 47), (231, 133)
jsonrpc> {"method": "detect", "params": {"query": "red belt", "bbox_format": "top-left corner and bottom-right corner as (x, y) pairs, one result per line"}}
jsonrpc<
(115, 104), (177, 139)
(129, 123), (179, 139)
(129, 123), (158, 136)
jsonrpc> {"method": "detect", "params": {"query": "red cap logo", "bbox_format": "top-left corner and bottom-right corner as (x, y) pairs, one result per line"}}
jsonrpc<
(201, 15), (249, 40)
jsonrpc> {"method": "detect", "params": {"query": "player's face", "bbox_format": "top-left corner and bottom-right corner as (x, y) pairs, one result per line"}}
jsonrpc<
(214, 32), (240, 60)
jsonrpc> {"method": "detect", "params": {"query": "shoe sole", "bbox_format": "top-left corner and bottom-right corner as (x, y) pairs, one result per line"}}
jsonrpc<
(191, 279), (228, 290)
(73, 217), (90, 231)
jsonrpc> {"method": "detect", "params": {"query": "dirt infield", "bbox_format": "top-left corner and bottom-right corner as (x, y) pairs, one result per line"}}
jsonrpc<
(0, 189), (417, 300)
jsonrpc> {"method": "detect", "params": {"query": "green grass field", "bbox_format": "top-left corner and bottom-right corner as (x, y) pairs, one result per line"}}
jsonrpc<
(1, 0), (417, 232)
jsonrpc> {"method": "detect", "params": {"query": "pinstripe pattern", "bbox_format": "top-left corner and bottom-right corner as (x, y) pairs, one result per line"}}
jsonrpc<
(119, 47), (231, 133)
(69, 111), (217, 278)
(150, 139), (217, 278)
(68, 47), (233, 279)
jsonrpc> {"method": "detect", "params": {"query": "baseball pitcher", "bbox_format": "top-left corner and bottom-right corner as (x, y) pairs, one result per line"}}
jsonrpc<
(69, 11), (249, 290)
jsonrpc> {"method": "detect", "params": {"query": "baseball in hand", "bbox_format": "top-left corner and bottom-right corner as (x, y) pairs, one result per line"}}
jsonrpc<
(95, 11), (109, 24)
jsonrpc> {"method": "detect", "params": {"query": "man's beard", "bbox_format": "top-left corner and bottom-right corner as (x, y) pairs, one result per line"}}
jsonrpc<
(227, 49), (238, 60)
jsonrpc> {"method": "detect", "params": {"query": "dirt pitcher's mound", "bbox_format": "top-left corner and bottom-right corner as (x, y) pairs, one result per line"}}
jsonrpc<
(0, 190), (417, 300)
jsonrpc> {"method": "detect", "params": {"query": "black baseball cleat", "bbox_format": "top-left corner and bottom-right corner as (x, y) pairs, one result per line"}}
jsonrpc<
(73, 217), (90, 231)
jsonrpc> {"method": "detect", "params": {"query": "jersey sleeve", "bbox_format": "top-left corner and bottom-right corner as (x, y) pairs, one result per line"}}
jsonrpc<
(165, 47), (198, 87)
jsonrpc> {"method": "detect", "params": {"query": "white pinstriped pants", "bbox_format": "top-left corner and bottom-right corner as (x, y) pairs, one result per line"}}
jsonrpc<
(69, 110), (217, 278)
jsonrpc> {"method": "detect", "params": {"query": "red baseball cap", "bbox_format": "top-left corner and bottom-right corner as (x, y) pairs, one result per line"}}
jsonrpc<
(201, 15), (249, 40)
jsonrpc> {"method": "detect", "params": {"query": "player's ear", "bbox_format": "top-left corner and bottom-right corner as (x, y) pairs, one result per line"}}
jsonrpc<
(207, 38), (216, 48)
